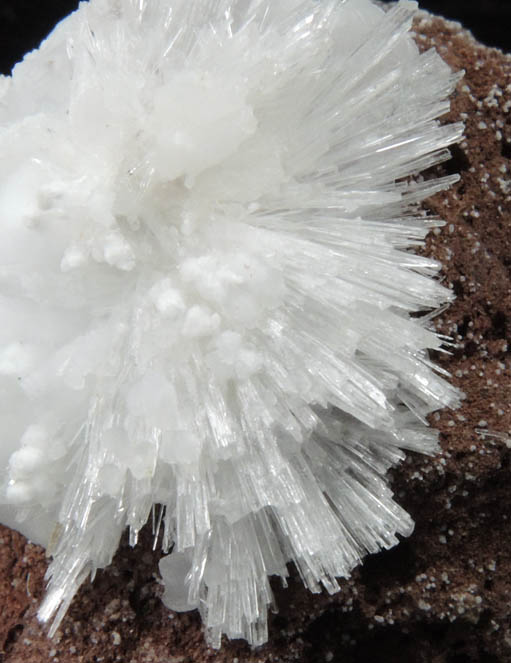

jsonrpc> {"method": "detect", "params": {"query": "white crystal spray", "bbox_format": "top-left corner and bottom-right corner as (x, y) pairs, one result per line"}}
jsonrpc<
(0, 0), (462, 647)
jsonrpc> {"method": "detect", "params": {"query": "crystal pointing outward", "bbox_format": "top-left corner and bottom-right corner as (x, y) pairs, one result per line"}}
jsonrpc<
(0, 0), (463, 648)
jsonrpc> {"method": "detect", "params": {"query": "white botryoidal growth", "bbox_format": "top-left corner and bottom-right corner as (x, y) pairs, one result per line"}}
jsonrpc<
(0, 0), (463, 648)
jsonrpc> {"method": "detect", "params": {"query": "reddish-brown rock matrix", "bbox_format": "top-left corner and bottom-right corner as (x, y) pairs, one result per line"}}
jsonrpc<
(1, 9), (510, 663)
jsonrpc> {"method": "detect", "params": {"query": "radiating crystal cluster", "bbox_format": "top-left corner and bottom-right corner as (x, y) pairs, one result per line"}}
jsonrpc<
(0, 0), (463, 647)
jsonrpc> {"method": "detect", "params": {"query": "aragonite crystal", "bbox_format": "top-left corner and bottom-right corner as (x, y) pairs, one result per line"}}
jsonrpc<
(0, 0), (463, 648)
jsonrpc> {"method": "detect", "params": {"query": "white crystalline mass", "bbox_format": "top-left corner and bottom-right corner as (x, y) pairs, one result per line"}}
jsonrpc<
(0, 0), (463, 647)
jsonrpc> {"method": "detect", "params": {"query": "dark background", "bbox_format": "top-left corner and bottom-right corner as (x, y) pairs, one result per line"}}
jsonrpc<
(1, 0), (511, 75)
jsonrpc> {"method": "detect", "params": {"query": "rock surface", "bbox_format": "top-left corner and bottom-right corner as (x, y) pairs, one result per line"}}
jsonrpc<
(0, 9), (510, 663)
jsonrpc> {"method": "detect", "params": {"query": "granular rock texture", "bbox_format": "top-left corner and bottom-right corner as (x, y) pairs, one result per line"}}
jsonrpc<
(0, 9), (510, 663)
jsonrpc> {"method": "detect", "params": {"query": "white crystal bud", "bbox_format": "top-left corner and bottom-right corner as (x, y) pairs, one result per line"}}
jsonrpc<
(181, 305), (221, 338)
(149, 279), (186, 318)
(6, 481), (35, 505)
(61, 244), (88, 272)
(20, 425), (49, 449)
(8, 447), (45, 478)
(159, 550), (198, 612)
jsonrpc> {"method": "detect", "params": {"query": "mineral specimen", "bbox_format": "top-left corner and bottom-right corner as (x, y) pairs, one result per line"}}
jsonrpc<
(0, 0), (463, 647)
